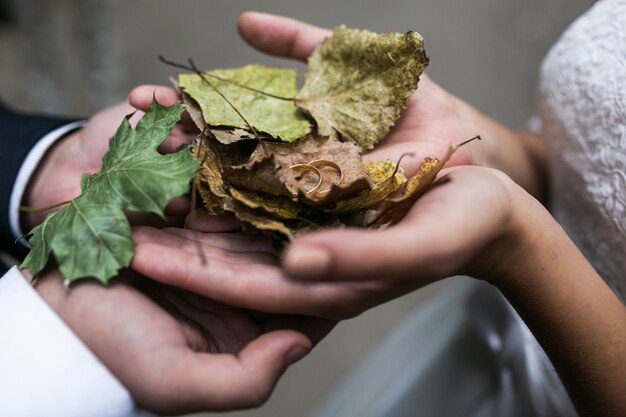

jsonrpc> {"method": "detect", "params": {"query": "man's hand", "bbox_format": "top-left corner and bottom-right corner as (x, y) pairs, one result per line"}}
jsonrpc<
(21, 97), (194, 232)
(33, 223), (333, 414)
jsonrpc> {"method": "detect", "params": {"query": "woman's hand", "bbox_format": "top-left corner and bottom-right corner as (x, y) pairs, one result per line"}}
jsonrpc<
(130, 166), (531, 320)
(236, 12), (549, 199)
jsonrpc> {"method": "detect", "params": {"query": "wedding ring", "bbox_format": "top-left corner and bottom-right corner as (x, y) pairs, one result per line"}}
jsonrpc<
(289, 163), (323, 194)
(307, 160), (343, 193)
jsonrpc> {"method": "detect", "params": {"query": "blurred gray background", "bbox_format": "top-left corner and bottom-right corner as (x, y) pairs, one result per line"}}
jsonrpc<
(0, 1), (594, 416)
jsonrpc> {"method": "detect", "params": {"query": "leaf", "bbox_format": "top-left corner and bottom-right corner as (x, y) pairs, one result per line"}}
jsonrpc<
(296, 26), (429, 149)
(225, 136), (372, 205)
(178, 65), (311, 142)
(228, 187), (308, 220)
(181, 92), (272, 144)
(21, 99), (199, 284)
(222, 199), (295, 241)
(369, 149), (453, 227)
(327, 160), (407, 214)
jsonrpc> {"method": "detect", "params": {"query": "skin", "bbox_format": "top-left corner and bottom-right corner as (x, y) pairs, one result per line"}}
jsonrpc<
(20, 94), (333, 414)
(21, 99), (193, 231)
(129, 12), (626, 417)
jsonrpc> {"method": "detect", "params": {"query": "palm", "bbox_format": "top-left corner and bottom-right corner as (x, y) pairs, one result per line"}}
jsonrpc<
(366, 77), (477, 176)
(235, 13), (478, 178)
(36, 266), (328, 414)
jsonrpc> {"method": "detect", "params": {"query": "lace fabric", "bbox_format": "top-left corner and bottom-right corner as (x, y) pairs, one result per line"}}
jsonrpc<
(538, 0), (626, 303)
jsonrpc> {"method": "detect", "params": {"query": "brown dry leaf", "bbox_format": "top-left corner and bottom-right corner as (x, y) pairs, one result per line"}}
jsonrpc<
(228, 187), (308, 220)
(369, 148), (454, 227)
(327, 160), (407, 214)
(222, 199), (294, 240)
(193, 135), (228, 200)
(225, 136), (372, 205)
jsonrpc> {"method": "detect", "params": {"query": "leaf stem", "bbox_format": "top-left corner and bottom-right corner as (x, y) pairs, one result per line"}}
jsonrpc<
(456, 135), (482, 149)
(158, 56), (295, 101)
(20, 200), (72, 213)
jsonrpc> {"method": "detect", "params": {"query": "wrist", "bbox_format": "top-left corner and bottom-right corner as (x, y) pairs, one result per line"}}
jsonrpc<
(463, 174), (549, 286)
(477, 183), (560, 290)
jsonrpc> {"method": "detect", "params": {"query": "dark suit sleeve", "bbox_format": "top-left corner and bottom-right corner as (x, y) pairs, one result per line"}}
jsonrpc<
(0, 102), (77, 260)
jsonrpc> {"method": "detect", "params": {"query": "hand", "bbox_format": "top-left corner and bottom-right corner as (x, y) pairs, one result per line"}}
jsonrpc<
(129, 13), (539, 189)
(236, 12), (547, 198)
(34, 223), (333, 414)
(130, 167), (535, 320)
(22, 96), (194, 231)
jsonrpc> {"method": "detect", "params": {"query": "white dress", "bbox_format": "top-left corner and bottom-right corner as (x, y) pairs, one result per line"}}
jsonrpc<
(311, 0), (626, 416)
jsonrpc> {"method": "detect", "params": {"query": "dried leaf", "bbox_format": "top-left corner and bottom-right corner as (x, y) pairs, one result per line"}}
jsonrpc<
(327, 160), (407, 214)
(222, 199), (295, 241)
(179, 65), (311, 142)
(226, 136), (372, 205)
(370, 148), (454, 227)
(228, 187), (307, 220)
(296, 26), (429, 149)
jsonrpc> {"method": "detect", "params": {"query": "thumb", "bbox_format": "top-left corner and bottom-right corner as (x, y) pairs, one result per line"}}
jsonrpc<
(282, 227), (421, 281)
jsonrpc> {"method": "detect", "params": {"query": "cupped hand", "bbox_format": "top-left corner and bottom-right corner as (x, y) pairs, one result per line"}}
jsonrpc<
(128, 12), (478, 177)
(130, 167), (533, 321)
(236, 11), (481, 176)
(22, 97), (195, 231)
(34, 222), (333, 414)
(236, 12), (547, 198)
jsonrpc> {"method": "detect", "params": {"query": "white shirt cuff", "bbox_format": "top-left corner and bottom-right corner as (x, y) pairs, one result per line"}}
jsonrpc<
(0, 267), (154, 417)
(9, 121), (85, 244)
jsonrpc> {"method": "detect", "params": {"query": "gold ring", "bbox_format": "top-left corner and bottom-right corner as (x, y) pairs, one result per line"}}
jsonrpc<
(307, 160), (343, 193)
(289, 163), (323, 194)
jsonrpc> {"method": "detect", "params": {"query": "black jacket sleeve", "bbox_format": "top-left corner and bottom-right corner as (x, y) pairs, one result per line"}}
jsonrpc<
(0, 102), (77, 260)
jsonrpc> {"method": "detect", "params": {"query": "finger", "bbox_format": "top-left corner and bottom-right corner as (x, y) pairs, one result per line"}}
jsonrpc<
(140, 330), (310, 413)
(132, 227), (279, 264)
(184, 209), (243, 232)
(163, 227), (276, 253)
(262, 316), (336, 346)
(238, 12), (331, 61)
(129, 84), (179, 109)
(158, 126), (194, 154)
(126, 212), (186, 228)
(282, 227), (428, 281)
(128, 84), (197, 132)
(132, 242), (382, 318)
(282, 167), (508, 282)
(164, 195), (192, 217)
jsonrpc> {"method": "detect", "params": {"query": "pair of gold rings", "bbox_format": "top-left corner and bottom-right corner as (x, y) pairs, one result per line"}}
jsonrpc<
(289, 159), (344, 194)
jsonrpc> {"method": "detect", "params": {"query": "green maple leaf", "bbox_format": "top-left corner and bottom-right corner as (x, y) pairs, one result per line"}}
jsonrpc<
(20, 99), (199, 285)
(295, 26), (429, 149)
(178, 64), (311, 142)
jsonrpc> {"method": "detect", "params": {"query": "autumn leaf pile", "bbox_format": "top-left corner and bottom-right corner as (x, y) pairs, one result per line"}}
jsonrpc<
(180, 26), (436, 241)
(21, 25), (462, 285)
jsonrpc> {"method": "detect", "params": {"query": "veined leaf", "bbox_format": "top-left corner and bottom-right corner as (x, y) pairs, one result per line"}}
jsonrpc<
(178, 65), (311, 142)
(296, 26), (429, 149)
(21, 99), (199, 284)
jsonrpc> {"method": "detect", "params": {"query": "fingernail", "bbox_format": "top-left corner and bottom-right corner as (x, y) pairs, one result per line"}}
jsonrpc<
(285, 345), (310, 366)
(284, 245), (331, 279)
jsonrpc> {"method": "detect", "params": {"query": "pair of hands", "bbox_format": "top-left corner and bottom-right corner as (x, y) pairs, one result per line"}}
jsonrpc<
(25, 11), (544, 415)
(127, 12), (538, 318)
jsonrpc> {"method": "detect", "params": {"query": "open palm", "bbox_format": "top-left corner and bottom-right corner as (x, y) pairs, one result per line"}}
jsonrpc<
(236, 12), (481, 178)
(35, 225), (332, 414)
